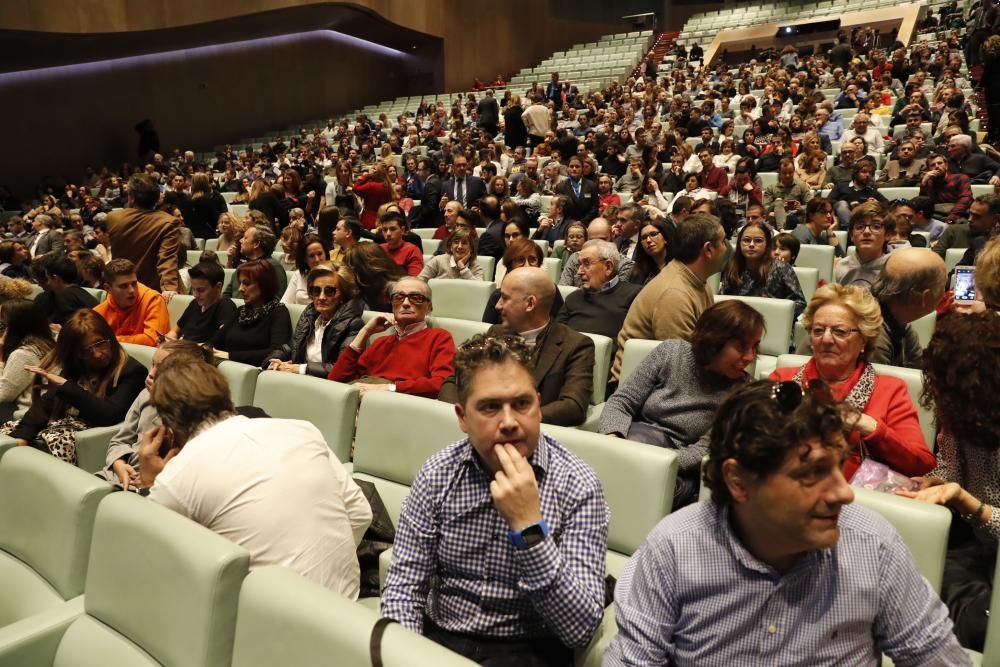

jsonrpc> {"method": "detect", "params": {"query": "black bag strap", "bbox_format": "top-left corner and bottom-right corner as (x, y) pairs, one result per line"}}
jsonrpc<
(369, 617), (397, 667)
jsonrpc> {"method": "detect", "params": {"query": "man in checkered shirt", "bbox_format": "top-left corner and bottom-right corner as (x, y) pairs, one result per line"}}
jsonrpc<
(604, 380), (968, 666)
(381, 334), (610, 666)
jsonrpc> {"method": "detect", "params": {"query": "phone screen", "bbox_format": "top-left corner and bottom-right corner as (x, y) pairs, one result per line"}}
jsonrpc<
(954, 266), (977, 302)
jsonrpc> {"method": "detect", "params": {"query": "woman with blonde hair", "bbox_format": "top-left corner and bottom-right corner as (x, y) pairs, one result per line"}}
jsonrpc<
(796, 150), (828, 189)
(215, 211), (244, 254)
(418, 228), (483, 281)
(771, 283), (933, 480)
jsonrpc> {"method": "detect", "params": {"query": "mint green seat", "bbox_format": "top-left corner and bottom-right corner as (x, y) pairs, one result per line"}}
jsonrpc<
(217, 360), (259, 406)
(186, 250), (202, 267)
(0, 493), (250, 667)
(286, 303), (306, 330)
(851, 487), (951, 593)
(793, 266), (819, 303)
(121, 342), (155, 369)
(426, 315), (491, 346)
(252, 372), (358, 463)
(795, 244), (835, 284)
(581, 338), (663, 433)
(231, 567), (475, 667)
(166, 294), (194, 328)
(82, 287), (105, 303)
(426, 278), (497, 321)
(74, 425), (122, 474)
(0, 448), (111, 629)
(353, 391), (464, 525)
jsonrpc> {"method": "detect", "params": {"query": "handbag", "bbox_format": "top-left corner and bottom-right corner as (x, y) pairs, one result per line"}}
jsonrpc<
(850, 438), (920, 494)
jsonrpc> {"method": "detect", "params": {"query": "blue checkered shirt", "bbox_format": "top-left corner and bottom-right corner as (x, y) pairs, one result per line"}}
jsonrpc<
(380, 434), (609, 648)
(603, 502), (969, 666)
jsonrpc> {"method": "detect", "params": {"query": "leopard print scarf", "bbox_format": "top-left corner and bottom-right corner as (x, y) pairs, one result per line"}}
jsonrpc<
(792, 361), (876, 413)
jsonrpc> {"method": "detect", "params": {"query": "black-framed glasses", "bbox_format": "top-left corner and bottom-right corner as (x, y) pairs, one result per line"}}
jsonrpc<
(852, 222), (885, 233)
(390, 292), (429, 305)
(640, 231), (662, 241)
(308, 285), (339, 298)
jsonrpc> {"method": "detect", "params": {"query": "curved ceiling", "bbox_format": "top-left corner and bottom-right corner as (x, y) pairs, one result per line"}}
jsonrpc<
(0, 3), (440, 74)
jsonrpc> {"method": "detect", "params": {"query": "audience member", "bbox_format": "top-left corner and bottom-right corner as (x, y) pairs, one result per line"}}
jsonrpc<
(224, 224), (287, 297)
(418, 227), (483, 280)
(93, 259), (170, 347)
(212, 259), (292, 365)
(0, 299), (54, 422)
(557, 240), (641, 348)
(722, 222), (807, 318)
(33, 256), (98, 325)
(834, 200), (892, 287)
(920, 152), (973, 223)
(628, 219), (673, 286)
(281, 232), (331, 305)
(106, 173), (182, 294)
(792, 197), (845, 257)
(24, 214), (64, 260)
(382, 333), (608, 662)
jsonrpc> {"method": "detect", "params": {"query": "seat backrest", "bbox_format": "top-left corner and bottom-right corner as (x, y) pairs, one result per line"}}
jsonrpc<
(286, 303), (306, 330)
(909, 310), (936, 349)
(121, 342), (155, 369)
(252, 372), (359, 463)
(620, 338), (662, 383)
(217, 360), (260, 406)
(0, 447), (111, 601)
(582, 332), (614, 404)
(353, 391), (464, 524)
(476, 255), (496, 281)
(232, 567), (475, 667)
(167, 294), (195, 328)
(851, 488), (951, 594)
(543, 426), (677, 578)
(795, 244), (835, 284)
(426, 278), (497, 321)
(83, 287), (106, 303)
(542, 257), (561, 283)
(81, 493), (250, 667)
(945, 247), (965, 273)
(714, 294), (794, 357)
(557, 284), (580, 301)
(426, 316), (491, 346)
(186, 250), (202, 267)
(792, 266), (819, 303)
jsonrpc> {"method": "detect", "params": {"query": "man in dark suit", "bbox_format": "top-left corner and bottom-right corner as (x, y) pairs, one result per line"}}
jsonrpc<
(531, 195), (576, 245)
(476, 195), (505, 260)
(106, 173), (181, 294)
(546, 72), (563, 112)
(555, 156), (599, 223)
(476, 89), (500, 137)
(414, 158), (443, 229)
(947, 134), (1000, 186)
(439, 267), (594, 426)
(24, 214), (64, 260)
(442, 155), (486, 210)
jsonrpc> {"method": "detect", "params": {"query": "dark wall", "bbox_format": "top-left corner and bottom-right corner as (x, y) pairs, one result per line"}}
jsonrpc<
(0, 32), (409, 196)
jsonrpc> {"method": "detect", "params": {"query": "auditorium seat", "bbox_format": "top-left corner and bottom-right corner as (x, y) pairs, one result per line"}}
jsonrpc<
(946, 247), (967, 274)
(218, 360), (259, 407)
(74, 426), (121, 474)
(167, 294), (194, 327)
(186, 250), (203, 267)
(792, 266), (819, 303)
(426, 315), (491, 345)
(580, 338), (665, 433)
(426, 278), (496, 321)
(230, 566), (475, 667)
(795, 244), (836, 284)
(204, 238), (219, 252)
(0, 493), (249, 667)
(83, 287), (106, 303)
(0, 447), (111, 630)
(121, 342), (155, 369)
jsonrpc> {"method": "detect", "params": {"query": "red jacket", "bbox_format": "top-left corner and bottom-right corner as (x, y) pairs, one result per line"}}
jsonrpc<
(702, 166), (730, 192)
(771, 360), (935, 480)
(353, 175), (392, 230)
(380, 242), (423, 277)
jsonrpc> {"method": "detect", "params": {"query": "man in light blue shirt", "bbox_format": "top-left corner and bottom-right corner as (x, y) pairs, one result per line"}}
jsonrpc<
(604, 380), (968, 667)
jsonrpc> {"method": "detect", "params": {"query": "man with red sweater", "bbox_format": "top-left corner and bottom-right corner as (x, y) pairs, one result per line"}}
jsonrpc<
(328, 277), (455, 398)
(378, 211), (423, 277)
(697, 149), (729, 192)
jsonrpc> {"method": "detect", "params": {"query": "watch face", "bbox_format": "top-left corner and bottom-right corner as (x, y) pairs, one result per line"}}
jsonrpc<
(521, 524), (545, 546)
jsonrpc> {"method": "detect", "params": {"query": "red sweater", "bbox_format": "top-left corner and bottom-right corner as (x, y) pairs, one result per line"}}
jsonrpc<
(381, 242), (424, 277)
(770, 360), (935, 480)
(327, 327), (455, 398)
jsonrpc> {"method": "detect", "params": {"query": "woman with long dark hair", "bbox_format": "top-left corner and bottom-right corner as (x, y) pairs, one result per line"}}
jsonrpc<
(721, 222), (806, 318)
(281, 233), (331, 306)
(343, 243), (406, 312)
(629, 219), (674, 286)
(1, 309), (145, 463)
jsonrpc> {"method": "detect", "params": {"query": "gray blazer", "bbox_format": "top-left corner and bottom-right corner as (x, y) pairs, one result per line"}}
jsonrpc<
(26, 229), (64, 258)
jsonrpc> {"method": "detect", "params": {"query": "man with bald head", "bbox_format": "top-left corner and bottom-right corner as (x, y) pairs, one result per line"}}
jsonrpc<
(442, 267), (594, 426)
(867, 248), (947, 368)
(559, 217), (634, 286)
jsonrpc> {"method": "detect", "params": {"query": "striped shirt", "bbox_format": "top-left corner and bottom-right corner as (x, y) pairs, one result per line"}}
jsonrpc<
(380, 434), (609, 648)
(604, 502), (968, 666)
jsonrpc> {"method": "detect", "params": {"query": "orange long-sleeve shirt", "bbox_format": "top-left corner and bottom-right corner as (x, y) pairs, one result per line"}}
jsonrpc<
(93, 283), (169, 347)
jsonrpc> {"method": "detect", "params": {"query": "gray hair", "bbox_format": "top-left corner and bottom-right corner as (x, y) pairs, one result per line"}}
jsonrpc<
(582, 239), (622, 270)
(34, 214), (54, 229)
(854, 113), (871, 125)
(871, 264), (945, 305)
(950, 134), (973, 149)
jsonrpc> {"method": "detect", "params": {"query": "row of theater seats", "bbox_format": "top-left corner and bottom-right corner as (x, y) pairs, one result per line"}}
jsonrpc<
(0, 446), (475, 666)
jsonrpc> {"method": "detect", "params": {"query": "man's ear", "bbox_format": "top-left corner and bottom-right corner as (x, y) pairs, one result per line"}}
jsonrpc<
(722, 458), (753, 504)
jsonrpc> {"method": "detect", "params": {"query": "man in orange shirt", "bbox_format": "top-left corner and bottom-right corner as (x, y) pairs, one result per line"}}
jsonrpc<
(93, 259), (169, 347)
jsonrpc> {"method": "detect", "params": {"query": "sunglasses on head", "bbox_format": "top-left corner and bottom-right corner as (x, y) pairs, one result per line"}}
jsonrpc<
(771, 379), (832, 413)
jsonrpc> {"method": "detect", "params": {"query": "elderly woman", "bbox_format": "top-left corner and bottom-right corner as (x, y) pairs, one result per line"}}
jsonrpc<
(897, 313), (1000, 650)
(599, 301), (764, 506)
(771, 284), (933, 481)
(267, 264), (364, 378)
(834, 200), (892, 287)
(418, 228), (483, 281)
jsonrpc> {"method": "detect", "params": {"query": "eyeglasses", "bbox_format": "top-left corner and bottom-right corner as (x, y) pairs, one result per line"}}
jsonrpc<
(852, 222), (885, 233)
(504, 233), (521, 240)
(308, 285), (339, 298)
(640, 231), (662, 241)
(741, 236), (767, 246)
(578, 258), (608, 269)
(390, 292), (429, 305)
(82, 338), (111, 356)
(809, 326), (860, 341)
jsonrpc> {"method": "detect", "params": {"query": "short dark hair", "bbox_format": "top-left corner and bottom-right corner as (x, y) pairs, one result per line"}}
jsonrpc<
(671, 195), (694, 216)
(672, 213), (722, 263)
(974, 193), (1000, 215)
(127, 173), (160, 209)
(379, 210), (407, 229)
(103, 258), (137, 284)
(705, 380), (845, 505)
(46, 256), (81, 284)
(188, 261), (225, 287)
(774, 232), (801, 262)
(690, 301), (766, 366)
(454, 333), (534, 406)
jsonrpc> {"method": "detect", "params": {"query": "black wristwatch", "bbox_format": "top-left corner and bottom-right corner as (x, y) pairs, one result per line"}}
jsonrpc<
(508, 520), (549, 549)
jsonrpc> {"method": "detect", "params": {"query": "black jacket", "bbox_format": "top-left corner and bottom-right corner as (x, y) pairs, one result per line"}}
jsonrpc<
(272, 298), (364, 377)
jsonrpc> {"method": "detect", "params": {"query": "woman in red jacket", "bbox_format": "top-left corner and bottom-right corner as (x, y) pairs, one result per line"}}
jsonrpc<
(353, 163), (393, 230)
(770, 283), (934, 481)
